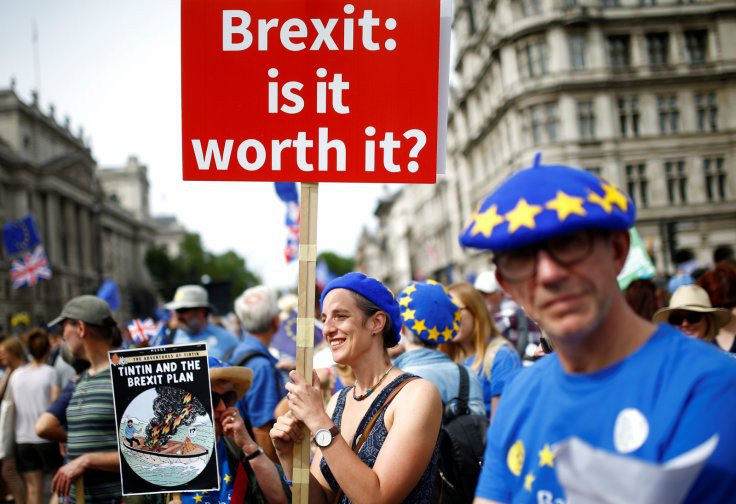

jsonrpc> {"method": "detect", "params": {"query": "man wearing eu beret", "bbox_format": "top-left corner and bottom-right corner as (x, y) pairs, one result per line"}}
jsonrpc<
(463, 154), (736, 504)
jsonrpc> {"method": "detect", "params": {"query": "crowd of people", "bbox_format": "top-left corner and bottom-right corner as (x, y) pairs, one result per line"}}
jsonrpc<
(0, 156), (735, 503)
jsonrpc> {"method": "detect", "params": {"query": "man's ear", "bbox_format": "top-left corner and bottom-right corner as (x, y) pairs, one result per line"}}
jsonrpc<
(271, 314), (281, 332)
(610, 230), (631, 275)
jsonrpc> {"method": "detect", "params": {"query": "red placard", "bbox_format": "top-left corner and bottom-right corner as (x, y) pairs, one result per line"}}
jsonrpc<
(181, 0), (441, 183)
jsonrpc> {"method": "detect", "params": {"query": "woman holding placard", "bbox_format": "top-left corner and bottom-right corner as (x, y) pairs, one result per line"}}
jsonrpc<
(270, 272), (442, 503)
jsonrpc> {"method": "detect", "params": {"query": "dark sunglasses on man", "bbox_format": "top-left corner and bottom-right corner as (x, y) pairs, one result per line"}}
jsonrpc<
(211, 390), (238, 408)
(668, 311), (704, 326)
(493, 229), (601, 282)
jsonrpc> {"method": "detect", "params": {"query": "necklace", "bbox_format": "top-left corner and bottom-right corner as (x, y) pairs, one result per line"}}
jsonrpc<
(353, 365), (393, 401)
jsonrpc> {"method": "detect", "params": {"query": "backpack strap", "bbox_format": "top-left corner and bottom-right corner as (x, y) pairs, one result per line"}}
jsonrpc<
(233, 350), (284, 399)
(455, 364), (470, 415)
(332, 376), (418, 504)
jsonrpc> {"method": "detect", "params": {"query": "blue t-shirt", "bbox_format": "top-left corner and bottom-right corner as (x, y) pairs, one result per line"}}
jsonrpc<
(475, 324), (736, 504)
(172, 323), (238, 361)
(464, 343), (522, 418)
(228, 336), (285, 428)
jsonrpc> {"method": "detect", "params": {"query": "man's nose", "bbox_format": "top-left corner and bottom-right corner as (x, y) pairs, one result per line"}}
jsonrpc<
(535, 249), (568, 284)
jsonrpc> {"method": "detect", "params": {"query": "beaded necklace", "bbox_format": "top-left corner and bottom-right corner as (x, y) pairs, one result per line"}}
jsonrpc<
(352, 365), (393, 401)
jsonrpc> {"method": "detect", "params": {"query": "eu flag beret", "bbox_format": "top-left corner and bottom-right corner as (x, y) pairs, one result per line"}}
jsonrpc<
(397, 281), (460, 344)
(459, 154), (636, 253)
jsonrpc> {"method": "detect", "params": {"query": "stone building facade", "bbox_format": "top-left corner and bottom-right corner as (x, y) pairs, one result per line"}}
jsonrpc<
(0, 86), (156, 330)
(356, 0), (736, 290)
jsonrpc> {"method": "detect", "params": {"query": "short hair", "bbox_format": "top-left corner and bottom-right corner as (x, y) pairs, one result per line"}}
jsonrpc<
(697, 261), (736, 310)
(26, 329), (50, 361)
(73, 319), (122, 348)
(0, 337), (26, 362)
(234, 286), (279, 334)
(352, 292), (397, 349)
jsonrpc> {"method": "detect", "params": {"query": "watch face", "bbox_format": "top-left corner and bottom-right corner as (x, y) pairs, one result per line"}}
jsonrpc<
(315, 429), (332, 447)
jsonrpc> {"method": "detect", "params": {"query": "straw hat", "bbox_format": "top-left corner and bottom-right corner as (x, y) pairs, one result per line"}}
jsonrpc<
(652, 284), (731, 328)
(208, 357), (253, 401)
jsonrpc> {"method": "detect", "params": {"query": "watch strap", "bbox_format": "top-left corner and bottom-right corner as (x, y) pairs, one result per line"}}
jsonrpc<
(243, 445), (264, 461)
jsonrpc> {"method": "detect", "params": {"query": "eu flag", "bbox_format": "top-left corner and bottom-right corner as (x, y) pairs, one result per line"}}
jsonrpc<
(3, 215), (41, 255)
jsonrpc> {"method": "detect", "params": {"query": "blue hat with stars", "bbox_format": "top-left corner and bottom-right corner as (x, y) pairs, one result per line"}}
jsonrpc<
(397, 281), (460, 345)
(459, 154), (636, 252)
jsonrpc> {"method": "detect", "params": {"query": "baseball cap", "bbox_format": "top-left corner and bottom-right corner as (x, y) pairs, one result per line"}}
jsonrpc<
(48, 295), (117, 328)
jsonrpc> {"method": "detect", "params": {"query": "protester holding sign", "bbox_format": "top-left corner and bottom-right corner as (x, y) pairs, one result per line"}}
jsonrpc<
(171, 358), (289, 504)
(270, 273), (442, 503)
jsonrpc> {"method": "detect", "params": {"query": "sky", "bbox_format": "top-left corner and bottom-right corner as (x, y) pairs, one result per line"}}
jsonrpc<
(0, 0), (403, 289)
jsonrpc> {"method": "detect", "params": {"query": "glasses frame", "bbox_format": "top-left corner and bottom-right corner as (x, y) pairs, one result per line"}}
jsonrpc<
(211, 390), (238, 408)
(668, 311), (704, 326)
(493, 229), (599, 282)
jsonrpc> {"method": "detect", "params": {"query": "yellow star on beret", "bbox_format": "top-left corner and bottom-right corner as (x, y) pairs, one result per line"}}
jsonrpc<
(427, 327), (440, 341)
(403, 308), (416, 321)
(412, 319), (427, 333)
(398, 295), (412, 308)
(601, 182), (628, 212)
(442, 326), (454, 340)
(470, 204), (504, 238)
(403, 284), (417, 296)
(545, 191), (586, 221)
(505, 198), (543, 233)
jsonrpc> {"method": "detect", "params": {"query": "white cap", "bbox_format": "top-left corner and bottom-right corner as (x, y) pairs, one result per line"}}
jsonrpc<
(474, 271), (500, 294)
(165, 285), (212, 311)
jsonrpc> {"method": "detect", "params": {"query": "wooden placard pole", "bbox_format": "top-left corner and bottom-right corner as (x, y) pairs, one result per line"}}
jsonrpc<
(292, 182), (318, 503)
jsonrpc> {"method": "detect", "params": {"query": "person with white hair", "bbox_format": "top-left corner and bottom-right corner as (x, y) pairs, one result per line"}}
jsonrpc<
(229, 285), (285, 462)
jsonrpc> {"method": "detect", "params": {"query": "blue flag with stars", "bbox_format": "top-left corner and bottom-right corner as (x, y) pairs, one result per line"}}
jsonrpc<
(3, 215), (41, 255)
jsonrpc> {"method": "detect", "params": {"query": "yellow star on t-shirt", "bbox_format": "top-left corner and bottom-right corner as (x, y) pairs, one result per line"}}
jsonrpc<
(601, 182), (628, 212)
(223, 473), (232, 484)
(545, 191), (586, 221)
(412, 319), (427, 334)
(427, 327), (440, 341)
(524, 473), (535, 492)
(441, 326), (454, 341)
(403, 284), (417, 296)
(194, 495), (203, 503)
(403, 308), (416, 321)
(398, 295), (412, 308)
(538, 444), (555, 467)
(505, 199), (543, 233)
(470, 204), (505, 238)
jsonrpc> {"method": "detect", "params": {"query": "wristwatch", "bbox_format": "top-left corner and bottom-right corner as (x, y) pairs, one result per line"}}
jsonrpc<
(313, 425), (340, 448)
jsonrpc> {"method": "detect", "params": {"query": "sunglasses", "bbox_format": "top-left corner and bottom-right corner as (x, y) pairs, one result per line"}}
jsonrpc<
(211, 390), (237, 407)
(668, 312), (704, 326)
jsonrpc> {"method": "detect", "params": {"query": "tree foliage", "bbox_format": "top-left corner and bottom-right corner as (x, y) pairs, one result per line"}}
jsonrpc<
(317, 251), (355, 277)
(145, 233), (260, 303)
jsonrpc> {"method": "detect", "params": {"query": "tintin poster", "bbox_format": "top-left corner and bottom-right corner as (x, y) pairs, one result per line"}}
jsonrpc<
(109, 343), (218, 495)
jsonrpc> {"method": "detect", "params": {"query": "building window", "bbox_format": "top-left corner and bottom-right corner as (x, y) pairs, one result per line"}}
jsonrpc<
(684, 30), (707, 64)
(657, 95), (679, 134)
(569, 34), (587, 70)
(704, 157), (726, 201)
(626, 163), (648, 207)
(640, 0), (656, 4)
(563, 0), (578, 6)
(584, 166), (602, 176)
(695, 92), (717, 132)
(527, 102), (559, 145)
(520, 0), (542, 16)
(601, 0), (620, 6)
(618, 96), (640, 138)
(577, 100), (596, 140)
(664, 160), (687, 204)
(517, 40), (549, 79)
(607, 35), (631, 69)
(646, 33), (669, 67)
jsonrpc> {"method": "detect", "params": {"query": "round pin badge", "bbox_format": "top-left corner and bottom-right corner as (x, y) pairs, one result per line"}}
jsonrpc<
(613, 408), (649, 454)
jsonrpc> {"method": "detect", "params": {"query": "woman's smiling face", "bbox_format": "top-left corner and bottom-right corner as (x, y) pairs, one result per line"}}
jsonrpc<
(321, 289), (375, 365)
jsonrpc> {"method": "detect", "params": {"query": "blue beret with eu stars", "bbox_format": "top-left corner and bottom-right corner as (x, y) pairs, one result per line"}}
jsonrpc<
(459, 154), (636, 253)
(397, 281), (461, 345)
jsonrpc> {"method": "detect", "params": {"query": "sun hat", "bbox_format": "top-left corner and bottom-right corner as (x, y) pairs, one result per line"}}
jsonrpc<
(165, 285), (213, 311)
(208, 357), (253, 401)
(459, 153), (635, 253)
(320, 272), (402, 345)
(48, 295), (117, 328)
(652, 284), (731, 328)
(397, 281), (460, 344)
(474, 271), (500, 294)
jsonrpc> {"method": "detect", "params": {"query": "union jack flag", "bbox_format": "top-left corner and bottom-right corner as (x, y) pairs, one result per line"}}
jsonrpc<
(127, 318), (162, 345)
(10, 245), (52, 289)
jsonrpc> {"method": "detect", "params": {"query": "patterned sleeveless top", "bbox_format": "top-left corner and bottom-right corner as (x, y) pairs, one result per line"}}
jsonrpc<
(319, 373), (439, 503)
